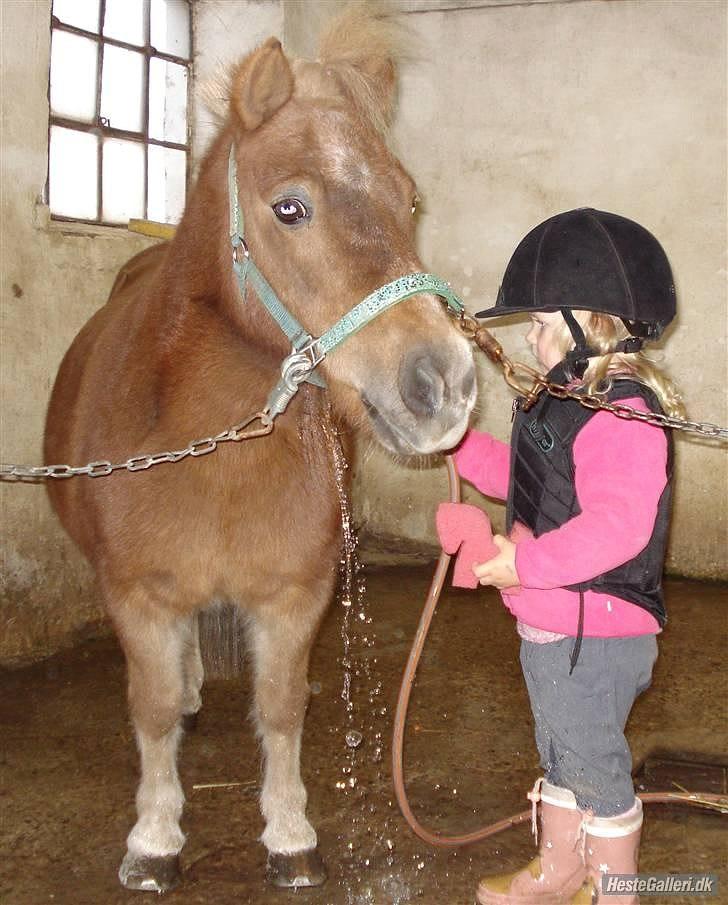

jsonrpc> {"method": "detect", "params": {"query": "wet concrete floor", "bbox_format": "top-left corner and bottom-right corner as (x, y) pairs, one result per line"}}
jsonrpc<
(1, 568), (726, 905)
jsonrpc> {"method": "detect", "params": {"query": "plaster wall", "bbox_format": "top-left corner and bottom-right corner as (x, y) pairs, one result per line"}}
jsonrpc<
(1, 0), (725, 665)
(0, 1), (157, 664)
(345, 0), (728, 578)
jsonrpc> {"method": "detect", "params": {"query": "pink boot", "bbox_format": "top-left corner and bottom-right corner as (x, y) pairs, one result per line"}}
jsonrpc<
(583, 799), (643, 904)
(476, 779), (592, 904)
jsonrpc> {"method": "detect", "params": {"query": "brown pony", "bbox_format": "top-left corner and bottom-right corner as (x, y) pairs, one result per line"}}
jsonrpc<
(44, 9), (475, 894)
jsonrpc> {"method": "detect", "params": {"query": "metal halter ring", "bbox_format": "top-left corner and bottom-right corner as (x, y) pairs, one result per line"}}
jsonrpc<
(232, 236), (250, 266)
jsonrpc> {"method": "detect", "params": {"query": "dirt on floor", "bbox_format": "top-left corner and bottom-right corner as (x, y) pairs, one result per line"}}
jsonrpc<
(1, 568), (726, 905)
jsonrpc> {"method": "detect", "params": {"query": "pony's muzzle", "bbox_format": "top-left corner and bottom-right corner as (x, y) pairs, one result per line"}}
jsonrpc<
(356, 343), (476, 455)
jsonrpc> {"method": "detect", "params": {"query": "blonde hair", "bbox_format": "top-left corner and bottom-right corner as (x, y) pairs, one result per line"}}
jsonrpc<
(551, 310), (685, 419)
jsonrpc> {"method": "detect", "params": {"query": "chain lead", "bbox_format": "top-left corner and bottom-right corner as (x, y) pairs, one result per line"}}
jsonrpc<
(3, 325), (726, 482)
(461, 322), (728, 441)
(0, 412), (273, 482)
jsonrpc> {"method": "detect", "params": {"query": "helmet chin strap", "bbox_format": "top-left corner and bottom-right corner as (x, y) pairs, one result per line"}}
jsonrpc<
(560, 308), (646, 381)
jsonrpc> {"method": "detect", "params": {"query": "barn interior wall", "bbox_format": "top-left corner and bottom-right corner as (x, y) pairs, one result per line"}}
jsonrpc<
(0, 0), (725, 665)
(0, 0), (157, 665)
(331, 0), (728, 579)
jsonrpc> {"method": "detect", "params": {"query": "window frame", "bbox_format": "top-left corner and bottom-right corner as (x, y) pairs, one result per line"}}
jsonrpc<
(48, 0), (192, 228)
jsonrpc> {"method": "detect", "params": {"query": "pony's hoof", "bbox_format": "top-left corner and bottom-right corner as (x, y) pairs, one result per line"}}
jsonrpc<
(119, 852), (182, 893)
(181, 710), (199, 732)
(266, 848), (327, 887)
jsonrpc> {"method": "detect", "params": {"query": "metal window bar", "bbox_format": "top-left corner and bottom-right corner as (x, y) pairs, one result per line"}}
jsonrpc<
(48, 0), (192, 228)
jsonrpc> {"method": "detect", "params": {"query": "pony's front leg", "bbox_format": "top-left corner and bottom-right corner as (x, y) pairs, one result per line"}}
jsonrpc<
(248, 584), (331, 888)
(112, 594), (188, 893)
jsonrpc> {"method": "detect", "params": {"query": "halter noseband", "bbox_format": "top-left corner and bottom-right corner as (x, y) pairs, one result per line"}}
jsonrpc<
(228, 146), (465, 420)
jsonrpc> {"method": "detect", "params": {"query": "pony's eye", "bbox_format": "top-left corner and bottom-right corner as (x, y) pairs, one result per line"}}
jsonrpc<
(272, 198), (308, 225)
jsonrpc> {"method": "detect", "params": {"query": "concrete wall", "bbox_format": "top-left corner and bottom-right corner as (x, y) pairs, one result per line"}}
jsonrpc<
(350, 0), (728, 578)
(0, 1), (157, 664)
(1, 0), (725, 665)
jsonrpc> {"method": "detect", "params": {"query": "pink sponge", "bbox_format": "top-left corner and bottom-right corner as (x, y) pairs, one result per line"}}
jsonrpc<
(436, 502), (500, 589)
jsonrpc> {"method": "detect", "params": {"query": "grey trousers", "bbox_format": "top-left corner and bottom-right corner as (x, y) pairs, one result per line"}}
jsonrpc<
(520, 634), (658, 816)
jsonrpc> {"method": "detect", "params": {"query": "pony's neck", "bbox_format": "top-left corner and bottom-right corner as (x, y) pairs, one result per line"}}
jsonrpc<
(164, 130), (234, 305)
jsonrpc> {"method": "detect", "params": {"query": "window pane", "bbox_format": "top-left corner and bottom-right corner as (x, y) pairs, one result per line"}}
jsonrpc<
(49, 126), (98, 220)
(103, 0), (145, 47)
(149, 59), (187, 145)
(151, 0), (190, 60)
(53, 0), (100, 33)
(101, 46), (144, 133)
(50, 30), (98, 123)
(148, 145), (186, 224)
(103, 139), (145, 223)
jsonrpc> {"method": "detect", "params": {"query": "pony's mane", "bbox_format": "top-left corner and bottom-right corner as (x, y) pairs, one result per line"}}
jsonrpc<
(199, 3), (408, 133)
(318, 3), (407, 133)
(318, 2), (404, 69)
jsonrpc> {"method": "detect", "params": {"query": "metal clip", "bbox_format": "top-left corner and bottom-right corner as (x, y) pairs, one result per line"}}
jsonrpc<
(264, 344), (324, 421)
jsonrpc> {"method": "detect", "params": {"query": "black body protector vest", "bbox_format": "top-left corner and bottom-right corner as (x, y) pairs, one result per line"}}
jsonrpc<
(507, 365), (673, 629)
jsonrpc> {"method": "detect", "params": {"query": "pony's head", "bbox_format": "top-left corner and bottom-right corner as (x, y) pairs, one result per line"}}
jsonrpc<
(211, 8), (475, 456)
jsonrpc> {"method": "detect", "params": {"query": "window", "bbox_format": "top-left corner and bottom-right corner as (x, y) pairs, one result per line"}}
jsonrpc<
(48, 0), (191, 227)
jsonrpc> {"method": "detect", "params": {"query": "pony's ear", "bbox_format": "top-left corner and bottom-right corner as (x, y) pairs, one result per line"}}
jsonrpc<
(231, 38), (293, 131)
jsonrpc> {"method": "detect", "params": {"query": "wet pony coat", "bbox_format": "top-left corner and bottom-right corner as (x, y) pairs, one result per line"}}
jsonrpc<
(44, 9), (475, 892)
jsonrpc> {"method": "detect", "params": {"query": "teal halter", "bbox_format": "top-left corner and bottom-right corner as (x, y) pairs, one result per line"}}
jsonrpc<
(228, 147), (464, 419)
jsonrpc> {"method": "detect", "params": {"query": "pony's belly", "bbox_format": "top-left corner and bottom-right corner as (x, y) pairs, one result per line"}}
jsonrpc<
(85, 444), (341, 614)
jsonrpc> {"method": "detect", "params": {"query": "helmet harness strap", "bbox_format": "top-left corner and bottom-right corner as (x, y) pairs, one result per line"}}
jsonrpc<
(560, 307), (595, 380)
(560, 308), (646, 381)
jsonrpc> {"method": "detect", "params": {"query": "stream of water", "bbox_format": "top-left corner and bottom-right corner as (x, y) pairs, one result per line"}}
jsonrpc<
(322, 413), (415, 904)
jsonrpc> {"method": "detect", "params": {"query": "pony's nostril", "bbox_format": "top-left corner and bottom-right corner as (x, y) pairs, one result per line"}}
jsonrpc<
(400, 354), (446, 417)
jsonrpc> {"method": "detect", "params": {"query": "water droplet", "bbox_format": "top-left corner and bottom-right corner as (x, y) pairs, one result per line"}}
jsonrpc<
(346, 729), (363, 748)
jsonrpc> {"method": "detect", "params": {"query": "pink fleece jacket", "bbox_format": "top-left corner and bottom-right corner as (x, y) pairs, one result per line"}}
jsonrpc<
(455, 397), (668, 638)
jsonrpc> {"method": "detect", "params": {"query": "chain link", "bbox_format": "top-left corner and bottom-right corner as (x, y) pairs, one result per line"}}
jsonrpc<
(458, 315), (728, 441)
(0, 412), (273, 482)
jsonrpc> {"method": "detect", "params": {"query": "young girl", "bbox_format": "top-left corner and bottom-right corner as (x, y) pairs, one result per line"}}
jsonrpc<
(455, 208), (683, 905)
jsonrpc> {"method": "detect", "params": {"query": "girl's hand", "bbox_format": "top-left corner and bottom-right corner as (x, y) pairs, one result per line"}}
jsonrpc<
(473, 535), (520, 589)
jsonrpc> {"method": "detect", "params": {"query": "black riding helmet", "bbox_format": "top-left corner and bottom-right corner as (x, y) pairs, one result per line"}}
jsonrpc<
(475, 208), (676, 378)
